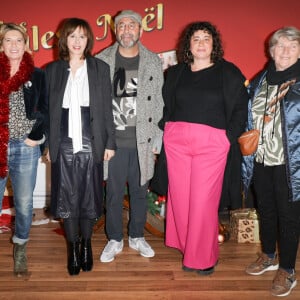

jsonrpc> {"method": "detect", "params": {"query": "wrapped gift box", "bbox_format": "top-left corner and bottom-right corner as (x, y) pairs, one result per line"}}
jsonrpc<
(230, 208), (260, 243)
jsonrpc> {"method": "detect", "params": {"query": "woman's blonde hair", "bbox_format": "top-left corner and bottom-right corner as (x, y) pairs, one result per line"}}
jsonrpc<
(0, 23), (30, 52)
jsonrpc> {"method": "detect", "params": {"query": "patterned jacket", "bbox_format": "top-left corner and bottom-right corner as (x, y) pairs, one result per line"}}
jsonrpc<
(96, 42), (164, 185)
(242, 70), (300, 202)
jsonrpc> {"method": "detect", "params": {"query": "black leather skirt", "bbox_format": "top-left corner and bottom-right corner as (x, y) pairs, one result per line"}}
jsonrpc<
(50, 107), (103, 219)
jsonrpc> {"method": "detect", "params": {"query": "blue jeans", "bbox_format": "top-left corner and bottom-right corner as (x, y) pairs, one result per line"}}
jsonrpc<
(0, 138), (40, 244)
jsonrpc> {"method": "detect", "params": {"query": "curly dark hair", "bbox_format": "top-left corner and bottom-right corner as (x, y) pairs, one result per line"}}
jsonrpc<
(58, 18), (94, 61)
(177, 21), (224, 64)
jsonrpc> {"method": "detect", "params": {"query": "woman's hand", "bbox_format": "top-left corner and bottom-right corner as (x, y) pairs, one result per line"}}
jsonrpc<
(104, 149), (115, 161)
(24, 138), (38, 147)
(45, 150), (51, 162)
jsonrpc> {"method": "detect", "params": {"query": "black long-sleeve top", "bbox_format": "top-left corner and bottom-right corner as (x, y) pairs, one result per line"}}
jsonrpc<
(170, 63), (226, 129)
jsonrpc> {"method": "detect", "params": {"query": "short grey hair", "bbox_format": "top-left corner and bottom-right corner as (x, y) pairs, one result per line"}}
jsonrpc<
(269, 26), (300, 50)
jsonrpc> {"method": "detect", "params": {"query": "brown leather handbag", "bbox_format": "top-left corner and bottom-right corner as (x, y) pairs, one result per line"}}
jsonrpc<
(238, 129), (260, 156)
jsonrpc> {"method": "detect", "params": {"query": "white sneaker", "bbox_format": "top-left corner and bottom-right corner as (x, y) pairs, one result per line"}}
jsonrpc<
(100, 239), (123, 263)
(128, 237), (155, 258)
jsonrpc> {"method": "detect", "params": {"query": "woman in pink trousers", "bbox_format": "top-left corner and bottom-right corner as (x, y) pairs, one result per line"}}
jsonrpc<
(161, 21), (248, 275)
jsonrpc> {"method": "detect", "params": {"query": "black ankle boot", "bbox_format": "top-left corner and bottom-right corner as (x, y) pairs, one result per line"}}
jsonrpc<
(67, 241), (81, 275)
(81, 239), (93, 271)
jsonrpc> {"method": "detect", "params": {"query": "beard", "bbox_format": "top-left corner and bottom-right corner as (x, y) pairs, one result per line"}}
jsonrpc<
(116, 33), (139, 48)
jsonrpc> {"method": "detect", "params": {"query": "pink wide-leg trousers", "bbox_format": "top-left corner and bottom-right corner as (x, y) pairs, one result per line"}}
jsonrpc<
(164, 122), (230, 269)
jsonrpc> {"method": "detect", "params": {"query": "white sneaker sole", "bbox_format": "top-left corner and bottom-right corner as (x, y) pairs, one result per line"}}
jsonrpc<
(129, 243), (155, 258)
(272, 279), (297, 297)
(246, 264), (279, 275)
(100, 247), (123, 263)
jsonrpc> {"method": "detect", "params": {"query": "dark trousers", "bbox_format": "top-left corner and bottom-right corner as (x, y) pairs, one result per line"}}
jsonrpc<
(63, 218), (95, 242)
(253, 162), (300, 269)
(106, 148), (148, 241)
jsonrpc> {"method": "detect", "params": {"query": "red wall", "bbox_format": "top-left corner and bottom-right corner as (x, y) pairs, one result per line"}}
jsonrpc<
(1, 0), (300, 79)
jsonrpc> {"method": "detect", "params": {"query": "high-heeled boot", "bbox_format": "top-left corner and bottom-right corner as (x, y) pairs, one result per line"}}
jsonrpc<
(67, 241), (81, 275)
(13, 242), (28, 277)
(81, 239), (93, 271)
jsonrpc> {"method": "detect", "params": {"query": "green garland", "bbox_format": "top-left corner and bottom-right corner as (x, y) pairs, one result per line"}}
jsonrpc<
(147, 190), (162, 215)
(124, 186), (166, 216)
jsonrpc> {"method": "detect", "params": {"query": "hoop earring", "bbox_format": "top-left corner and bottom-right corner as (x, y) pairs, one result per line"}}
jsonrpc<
(185, 50), (193, 64)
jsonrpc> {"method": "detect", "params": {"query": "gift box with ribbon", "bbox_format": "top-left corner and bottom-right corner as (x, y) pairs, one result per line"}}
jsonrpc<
(230, 208), (260, 243)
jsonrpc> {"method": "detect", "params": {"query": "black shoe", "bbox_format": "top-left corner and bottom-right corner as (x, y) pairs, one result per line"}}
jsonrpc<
(81, 239), (93, 272)
(182, 265), (196, 272)
(196, 266), (215, 276)
(67, 241), (81, 275)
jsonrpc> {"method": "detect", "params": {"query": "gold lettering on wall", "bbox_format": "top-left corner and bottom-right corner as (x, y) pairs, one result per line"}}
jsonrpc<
(157, 3), (163, 29)
(0, 2), (165, 52)
(31, 26), (39, 51)
(143, 3), (163, 31)
(95, 14), (113, 41)
(95, 3), (164, 40)
(41, 31), (56, 49)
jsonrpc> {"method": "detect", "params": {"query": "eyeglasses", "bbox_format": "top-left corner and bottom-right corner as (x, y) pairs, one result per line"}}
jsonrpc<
(117, 22), (139, 31)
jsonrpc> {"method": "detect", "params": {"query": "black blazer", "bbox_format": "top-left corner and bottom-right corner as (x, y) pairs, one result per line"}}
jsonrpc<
(45, 56), (116, 163)
(24, 67), (48, 142)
